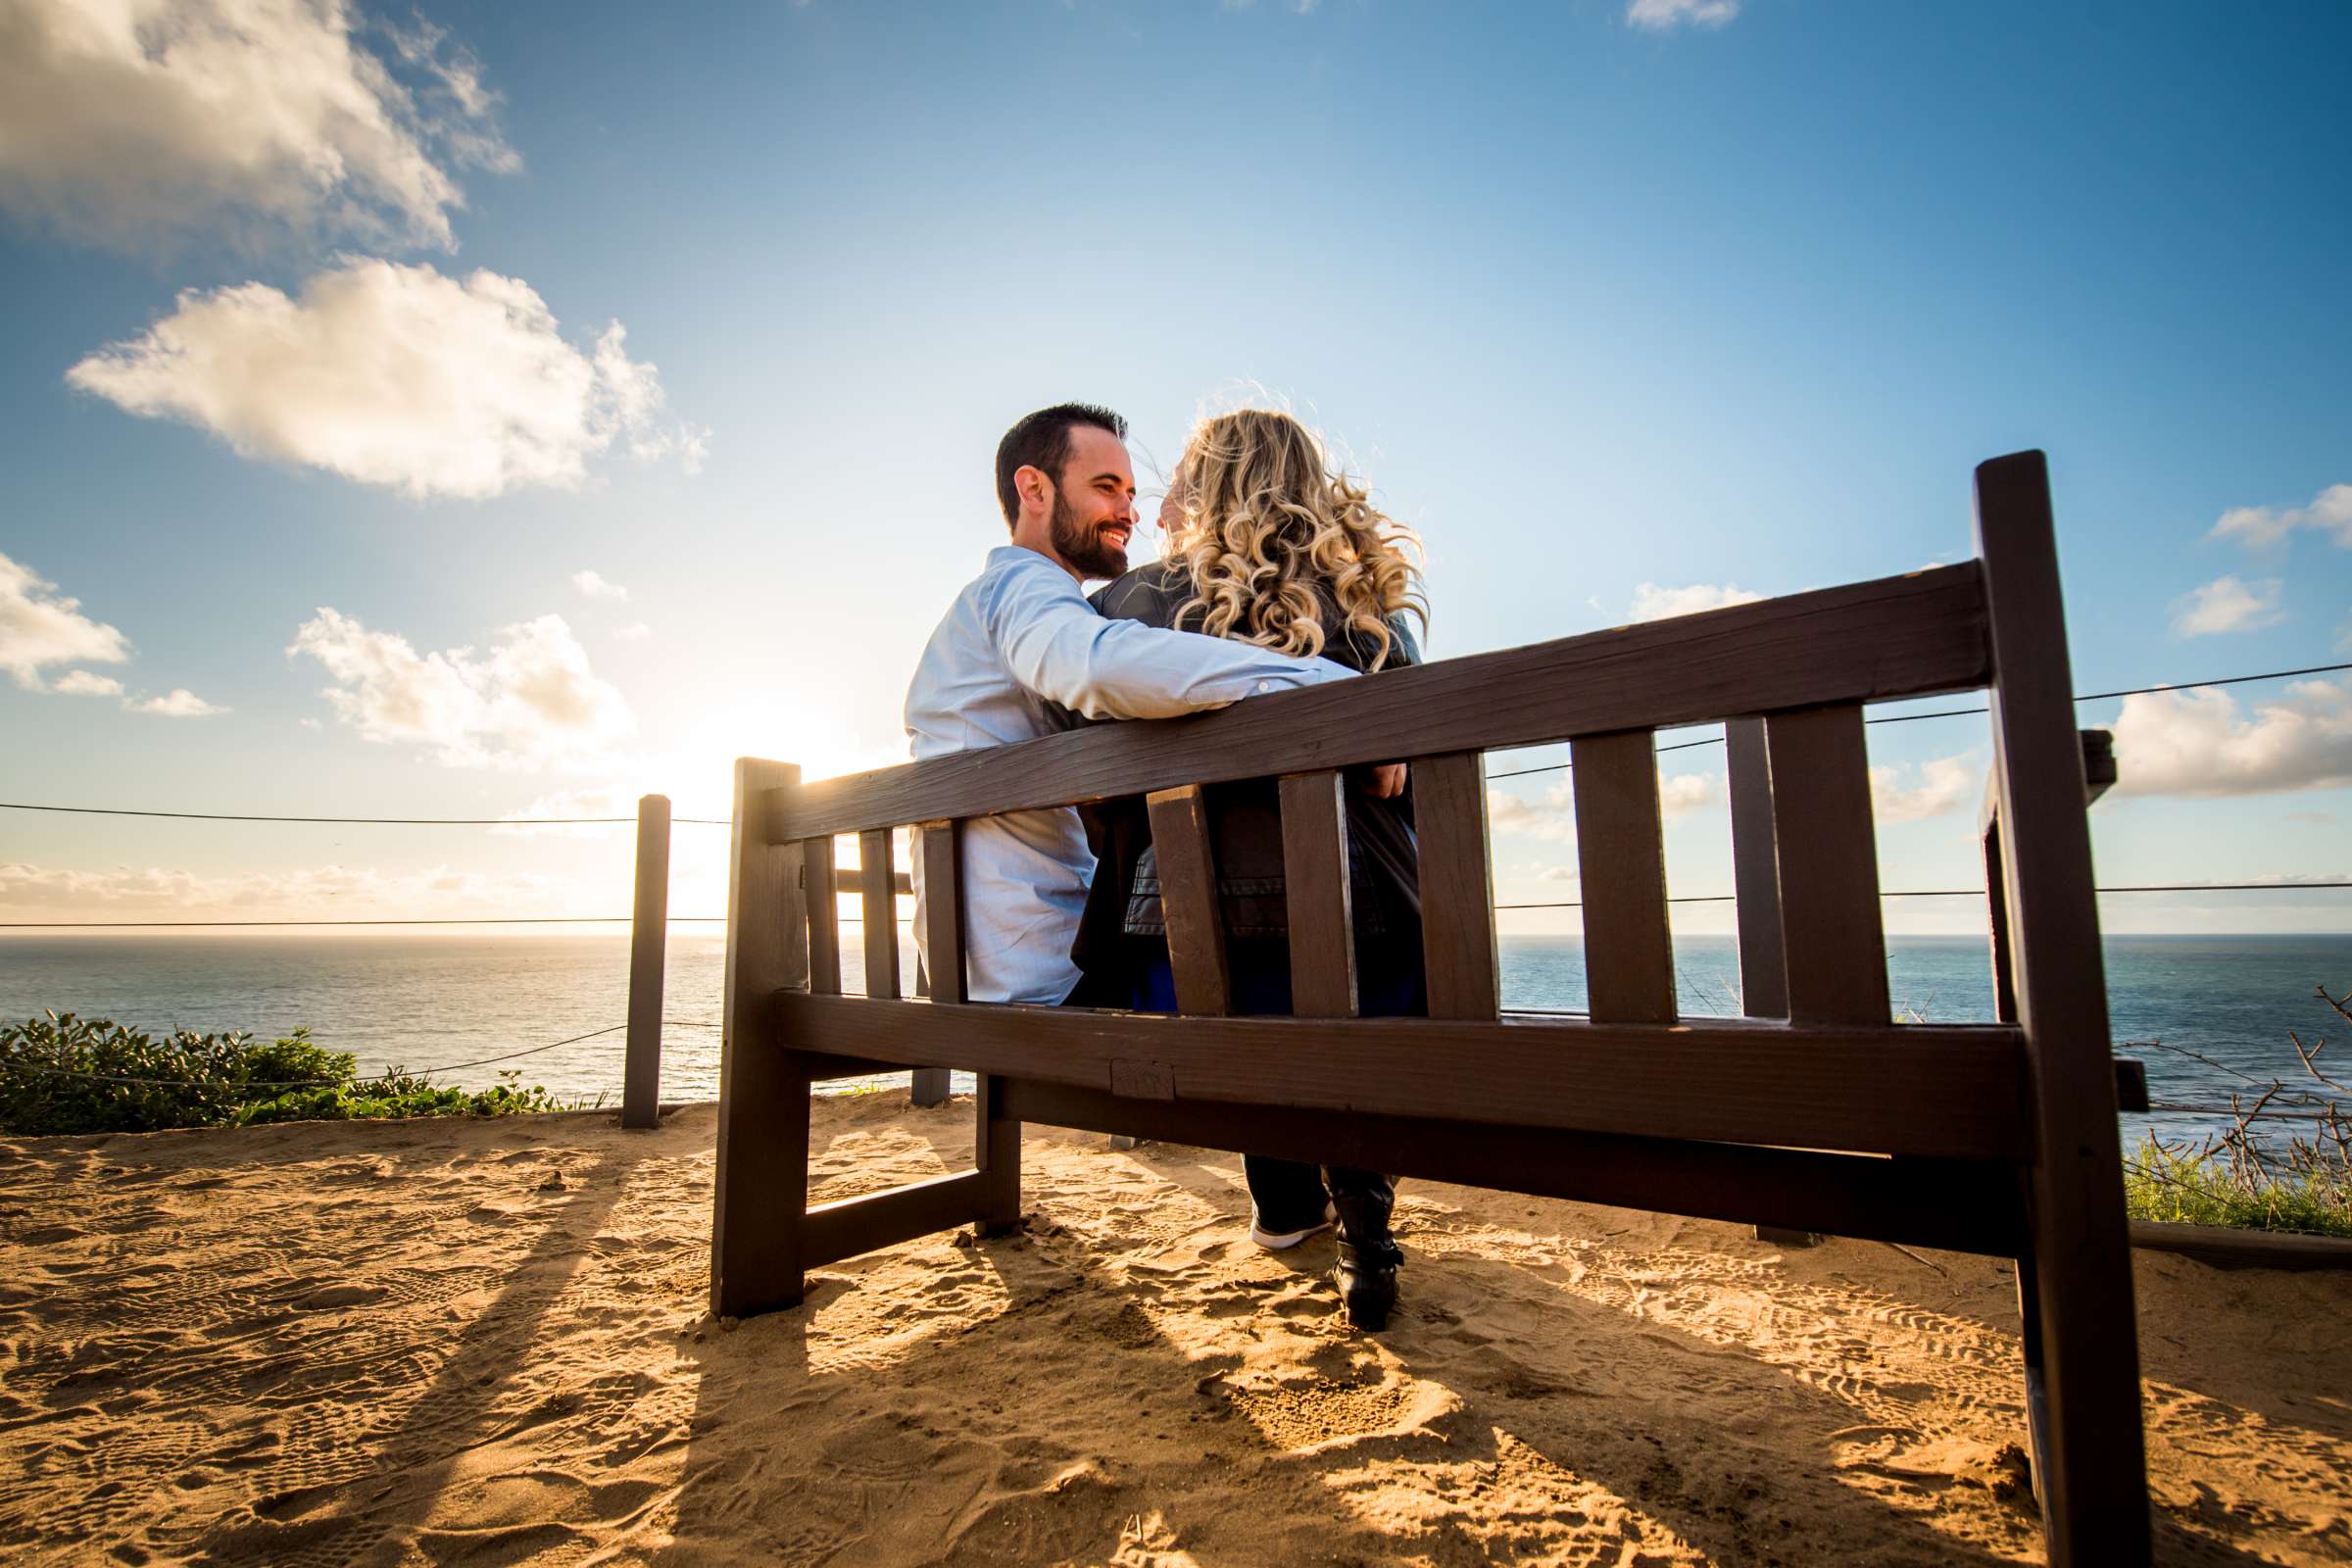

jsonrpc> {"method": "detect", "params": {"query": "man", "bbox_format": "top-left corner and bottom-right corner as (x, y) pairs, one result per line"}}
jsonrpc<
(906, 402), (1354, 1006)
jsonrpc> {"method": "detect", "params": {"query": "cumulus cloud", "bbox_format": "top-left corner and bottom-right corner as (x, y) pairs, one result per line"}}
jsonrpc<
(1488, 770), (1718, 839)
(0, 549), (132, 690)
(2210, 483), (2352, 553)
(1869, 755), (1976, 823)
(68, 260), (703, 500)
(2170, 575), (2286, 638)
(571, 569), (628, 601)
(1628, 582), (1764, 622)
(0, 859), (582, 920)
(2110, 680), (2352, 799)
(125, 687), (227, 717)
(288, 608), (633, 768)
(487, 784), (637, 840)
(1628, 0), (1740, 29)
(0, 0), (513, 255)
(54, 669), (124, 697)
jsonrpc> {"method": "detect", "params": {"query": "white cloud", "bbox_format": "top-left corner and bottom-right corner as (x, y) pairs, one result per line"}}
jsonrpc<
(612, 621), (653, 642)
(572, 569), (629, 601)
(288, 608), (633, 768)
(491, 783), (636, 840)
(1488, 769), (1718, 840)
(0, 859), (584, 921)
(124, 687), (227, 717)
(0, 0), (512, 254)
(68, 260), (702, 500)
(2210, 483), (2352, 553)
(1657, 771), (1715, 818)
(53, 669), (124, 697)
(1869, 754), (1975, 823)
(1628, 0), (1740, 29)
(2169, 574), (2286, 638)
(1628, 582), (1764, 622)
(0, 550), (132, 690)
(2110, 680), (2352, 799)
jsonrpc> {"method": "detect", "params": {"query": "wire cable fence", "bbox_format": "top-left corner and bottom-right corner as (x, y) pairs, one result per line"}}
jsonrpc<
(4, 655), (2346, 1128)
(1482, 658), (2352, 780)
(0, 1019), (725, 1091)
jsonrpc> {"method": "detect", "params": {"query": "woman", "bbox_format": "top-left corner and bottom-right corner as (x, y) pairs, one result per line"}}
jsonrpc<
(1071, 408), (1429, 1330)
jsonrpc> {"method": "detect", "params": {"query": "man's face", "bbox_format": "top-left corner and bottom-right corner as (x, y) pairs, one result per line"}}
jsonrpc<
(1042, 425), (1137, 580)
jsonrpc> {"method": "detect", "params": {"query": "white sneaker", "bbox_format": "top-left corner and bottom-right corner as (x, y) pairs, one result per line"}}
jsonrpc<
(1250, 1201), (1337, 1251)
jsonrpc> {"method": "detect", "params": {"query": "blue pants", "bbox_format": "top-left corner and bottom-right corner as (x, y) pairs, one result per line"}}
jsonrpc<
(1136, 944), (1424, 1233)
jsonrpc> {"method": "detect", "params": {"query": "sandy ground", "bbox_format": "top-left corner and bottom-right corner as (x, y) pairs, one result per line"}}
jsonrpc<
(2, 1096), (2348, 1567)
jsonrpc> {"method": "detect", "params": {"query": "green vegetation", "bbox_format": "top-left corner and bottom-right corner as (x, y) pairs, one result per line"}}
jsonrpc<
(0, 1011), (557, 1136)
(2121, 982), (2352, 1241)
(2123, 1132), (2352, 1240)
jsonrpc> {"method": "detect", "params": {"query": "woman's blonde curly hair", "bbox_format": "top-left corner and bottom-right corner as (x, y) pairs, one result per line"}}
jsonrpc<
(1164, 410), (1428, 672)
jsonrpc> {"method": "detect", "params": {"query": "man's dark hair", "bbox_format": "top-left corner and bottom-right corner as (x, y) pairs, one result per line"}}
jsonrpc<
(995, 403), (1128, 528)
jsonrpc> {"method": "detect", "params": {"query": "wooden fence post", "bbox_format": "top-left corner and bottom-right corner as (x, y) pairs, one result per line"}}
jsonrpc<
(622, 793), (670, 1129)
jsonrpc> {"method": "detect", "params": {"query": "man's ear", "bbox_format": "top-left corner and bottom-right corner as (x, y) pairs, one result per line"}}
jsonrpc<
(1016, 465), (1052, 514)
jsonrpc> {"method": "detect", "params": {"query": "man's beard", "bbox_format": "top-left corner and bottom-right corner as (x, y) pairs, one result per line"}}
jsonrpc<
(1049, 489), (1129, 580)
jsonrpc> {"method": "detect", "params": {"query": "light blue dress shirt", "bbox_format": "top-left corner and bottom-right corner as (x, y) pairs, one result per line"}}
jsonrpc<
(906, 545), (1353, 1004)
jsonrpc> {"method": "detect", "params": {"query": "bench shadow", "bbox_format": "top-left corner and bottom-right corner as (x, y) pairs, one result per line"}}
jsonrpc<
(1119, 1138), (2293, 1566)
(660, 1122), (2265, 1566)
(184, 1149), (634, 1566)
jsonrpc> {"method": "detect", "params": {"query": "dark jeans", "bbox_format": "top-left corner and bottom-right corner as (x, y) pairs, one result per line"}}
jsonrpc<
(1135, 943), (1425, 1233)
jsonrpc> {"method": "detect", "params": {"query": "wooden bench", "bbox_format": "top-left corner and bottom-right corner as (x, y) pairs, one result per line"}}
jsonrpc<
(709, 450), (2148, 1563)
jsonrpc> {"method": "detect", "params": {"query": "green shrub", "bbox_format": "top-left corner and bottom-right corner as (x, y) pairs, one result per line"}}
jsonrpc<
(0, 1011), (557, 1136)
(2122, 980), (2352, 1240)
(2123, 1131), (2352, 1240)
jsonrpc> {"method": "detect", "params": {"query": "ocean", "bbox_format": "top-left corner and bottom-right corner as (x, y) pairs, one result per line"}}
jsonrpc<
(4, 932), (2346, 1152)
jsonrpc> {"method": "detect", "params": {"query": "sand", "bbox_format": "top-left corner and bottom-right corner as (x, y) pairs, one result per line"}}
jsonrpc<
(2, 1094), (2348, 1567)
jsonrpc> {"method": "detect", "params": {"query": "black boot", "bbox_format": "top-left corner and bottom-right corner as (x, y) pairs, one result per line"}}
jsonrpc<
(1326, 1168), (1401, 1331)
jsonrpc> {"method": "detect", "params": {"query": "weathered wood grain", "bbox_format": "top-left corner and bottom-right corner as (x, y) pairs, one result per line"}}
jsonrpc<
(803, 835), (840, 996)
(1416, 752), (1499, 1021)
(1766, 704), (1890, 1026)
(859, 828), (900, 1001)
(1726, 717), (1788, 1019)
(711, 759), (812, 1317)
(767, 564), (1991, 841)
(772, 992), (2030, 1161)
(1976, 449), (2147, 1559)
(1571, 730), (1676, 1025)
(1279, 770), (1356, 1018)
(999, 1078), (2024, 1257)
(1146, 785), (1232, 1016)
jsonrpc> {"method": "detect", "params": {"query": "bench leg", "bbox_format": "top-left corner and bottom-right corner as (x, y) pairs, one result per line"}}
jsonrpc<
(2014, 1248), (2052, 1509)
(975, 1072), (1022, 1236)
(710, 1047), (812, 1318)
(911, 1066), (951, 1106)
(2020, 1174), (2150, 1565)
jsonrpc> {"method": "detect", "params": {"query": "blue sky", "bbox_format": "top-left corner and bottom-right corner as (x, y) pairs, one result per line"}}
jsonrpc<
(1, 0), (2346, 938)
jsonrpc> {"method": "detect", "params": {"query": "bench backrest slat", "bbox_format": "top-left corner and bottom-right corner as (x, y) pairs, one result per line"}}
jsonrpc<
(805, 835), (842, 997)
(1278, 770), (1358, 1018)
(1725, 717), (1789, 1019)
(917, 819), (967, 1004)
(1146, 784), (1233, 1016)
(859, 828), (902, 1000)
(768, 563), (1989, 844)
(1412, 751), (1501, 1021)
(1765, 704), (1891, 1026)
(1569, 728), (1677, 1024)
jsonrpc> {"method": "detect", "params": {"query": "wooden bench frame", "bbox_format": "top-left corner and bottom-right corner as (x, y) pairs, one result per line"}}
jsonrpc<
(710, 451), (2148, 1562)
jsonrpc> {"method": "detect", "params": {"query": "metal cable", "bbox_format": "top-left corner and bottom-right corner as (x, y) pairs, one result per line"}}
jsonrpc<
(1483, 659), (2352, 782)
(1494, 882), (2352, 911)
(0, 803), (730, 825)
(0, 1017), (728, 1091)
